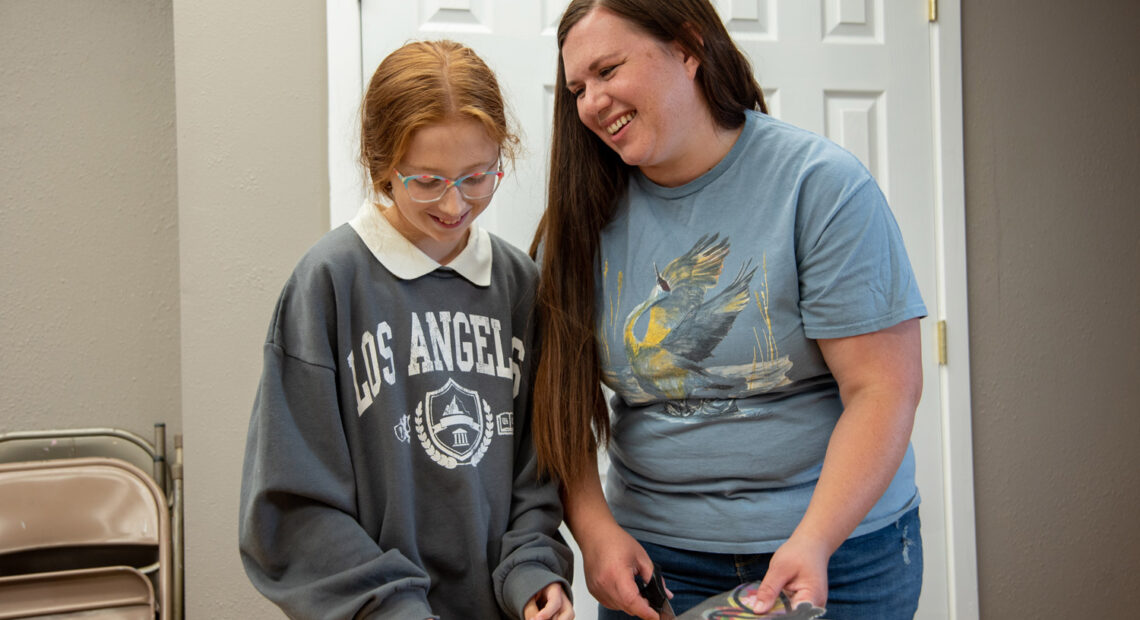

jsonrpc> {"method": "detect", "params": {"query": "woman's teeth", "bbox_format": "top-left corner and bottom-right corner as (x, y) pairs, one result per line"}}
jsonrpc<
(607, 112), (636, 135)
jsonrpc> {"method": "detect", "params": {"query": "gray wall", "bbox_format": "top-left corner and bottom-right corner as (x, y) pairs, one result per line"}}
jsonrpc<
(962, 1), (1140, 617)
(0, 2), (181, 437)
(1, 1), (1137, 618)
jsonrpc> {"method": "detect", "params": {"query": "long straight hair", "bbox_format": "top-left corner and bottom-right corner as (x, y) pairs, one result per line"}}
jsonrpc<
(529, 0), (767, 483)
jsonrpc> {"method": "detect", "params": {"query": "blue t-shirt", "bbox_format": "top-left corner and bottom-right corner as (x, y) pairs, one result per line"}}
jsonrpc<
(596, 110), (927, 553)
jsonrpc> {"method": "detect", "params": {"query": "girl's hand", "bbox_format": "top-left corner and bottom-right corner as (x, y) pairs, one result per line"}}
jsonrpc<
(524, 581), (575, 620)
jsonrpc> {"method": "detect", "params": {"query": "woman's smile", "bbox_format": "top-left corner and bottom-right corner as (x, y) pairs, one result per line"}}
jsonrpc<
(606, 111), (637, 136)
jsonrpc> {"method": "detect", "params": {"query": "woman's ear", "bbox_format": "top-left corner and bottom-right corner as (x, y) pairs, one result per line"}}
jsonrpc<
(682, 48), (700, 79)
(678, 22), (704, 78)
(666, 38), (701, 80)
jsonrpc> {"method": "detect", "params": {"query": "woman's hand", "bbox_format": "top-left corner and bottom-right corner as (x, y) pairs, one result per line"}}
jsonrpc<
(524, 582), (575, 620)
(749, 533), (830, 612)
(577, 519), (661, 620)
(561, 455), (662, 620)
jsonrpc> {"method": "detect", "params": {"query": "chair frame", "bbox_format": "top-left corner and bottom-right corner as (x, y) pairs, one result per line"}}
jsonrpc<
(0, 425), (184, 620)
(0, 565), (156, 620)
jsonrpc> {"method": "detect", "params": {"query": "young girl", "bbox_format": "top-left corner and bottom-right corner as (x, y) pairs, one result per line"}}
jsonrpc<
(240, 40), (574, 620)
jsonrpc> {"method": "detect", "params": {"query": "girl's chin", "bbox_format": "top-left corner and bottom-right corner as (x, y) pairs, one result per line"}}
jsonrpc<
(427, 225), (470, 248)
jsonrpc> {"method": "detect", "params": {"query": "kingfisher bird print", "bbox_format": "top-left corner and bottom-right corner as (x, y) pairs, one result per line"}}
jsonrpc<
(601, 234), (793, 420)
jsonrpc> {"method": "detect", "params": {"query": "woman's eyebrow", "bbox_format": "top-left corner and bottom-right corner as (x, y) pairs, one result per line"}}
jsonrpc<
(567, 53), (618, 88)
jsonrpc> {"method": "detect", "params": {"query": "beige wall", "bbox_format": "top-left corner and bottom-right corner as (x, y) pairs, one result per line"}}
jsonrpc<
(962, 1), (1140, 617)
(3, 1), (1138, 618)
(0, 2), (181, 437)
(171, 0), (329, 617)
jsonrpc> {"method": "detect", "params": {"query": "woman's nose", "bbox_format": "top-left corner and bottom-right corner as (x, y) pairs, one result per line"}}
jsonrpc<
(579, 86), (609, 124)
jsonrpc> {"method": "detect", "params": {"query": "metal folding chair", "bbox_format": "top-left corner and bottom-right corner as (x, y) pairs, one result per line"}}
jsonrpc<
(0, 565), (156, 620)
(0, 426), (183, 619)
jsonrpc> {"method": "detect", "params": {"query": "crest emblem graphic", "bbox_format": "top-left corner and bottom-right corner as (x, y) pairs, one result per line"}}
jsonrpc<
(393, 414), (410, 443)
(414, 378), (494, 469)
(496, 411), (514, 436)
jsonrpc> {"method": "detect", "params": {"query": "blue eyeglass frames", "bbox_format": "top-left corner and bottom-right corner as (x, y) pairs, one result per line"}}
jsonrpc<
(393, 167), (504, 203)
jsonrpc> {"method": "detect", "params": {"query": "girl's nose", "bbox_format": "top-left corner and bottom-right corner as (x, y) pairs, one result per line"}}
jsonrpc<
(437, 185), (467, 216)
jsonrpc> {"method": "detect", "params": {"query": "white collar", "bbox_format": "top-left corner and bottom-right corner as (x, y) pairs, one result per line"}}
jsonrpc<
(348, 201), (492, 286)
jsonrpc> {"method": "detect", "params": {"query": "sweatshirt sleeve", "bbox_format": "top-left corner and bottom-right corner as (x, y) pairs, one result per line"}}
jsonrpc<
(239, 302), (436, 619)
(493, 423), (575, 617)
(492, 303), (575, 618)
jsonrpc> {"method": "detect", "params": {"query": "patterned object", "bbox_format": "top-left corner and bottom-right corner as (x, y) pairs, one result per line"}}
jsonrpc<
(676, 583), (826, 619)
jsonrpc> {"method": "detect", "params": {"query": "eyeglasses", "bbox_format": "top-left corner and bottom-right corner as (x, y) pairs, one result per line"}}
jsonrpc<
(394, 167), (504, 203)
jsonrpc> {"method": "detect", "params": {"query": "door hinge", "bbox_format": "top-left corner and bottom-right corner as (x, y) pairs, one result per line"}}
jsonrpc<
(936, 320), (948, 365)
(928, 0), (938, 22)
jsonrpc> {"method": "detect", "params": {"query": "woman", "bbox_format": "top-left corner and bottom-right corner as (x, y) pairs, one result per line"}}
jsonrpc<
(529, 1), (926, 619)
(240, 40), (574, 620)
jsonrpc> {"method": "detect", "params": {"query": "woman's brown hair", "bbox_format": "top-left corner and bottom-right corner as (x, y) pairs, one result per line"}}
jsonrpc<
(360, 40), (520, 202)
(529, 0), (767, 483)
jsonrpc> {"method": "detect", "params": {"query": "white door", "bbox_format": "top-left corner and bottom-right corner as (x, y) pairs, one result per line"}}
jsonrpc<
(351, 1), (957, 618)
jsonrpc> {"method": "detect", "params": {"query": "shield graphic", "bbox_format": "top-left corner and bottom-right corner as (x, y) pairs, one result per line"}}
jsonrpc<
(423, 378), (485, 463)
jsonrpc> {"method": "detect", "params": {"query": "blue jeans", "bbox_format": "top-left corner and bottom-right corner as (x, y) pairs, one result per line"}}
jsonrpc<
(598, 508), (922, 620)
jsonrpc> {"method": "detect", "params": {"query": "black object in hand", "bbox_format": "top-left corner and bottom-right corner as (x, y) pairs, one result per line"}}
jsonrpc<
(636, 563), (674, 618)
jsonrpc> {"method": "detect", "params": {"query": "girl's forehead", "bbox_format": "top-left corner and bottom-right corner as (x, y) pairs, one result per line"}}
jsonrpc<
(400, 118), (498, 171)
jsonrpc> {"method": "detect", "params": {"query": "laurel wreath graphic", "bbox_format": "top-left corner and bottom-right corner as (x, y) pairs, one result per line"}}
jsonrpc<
(414, 399), (495, 469)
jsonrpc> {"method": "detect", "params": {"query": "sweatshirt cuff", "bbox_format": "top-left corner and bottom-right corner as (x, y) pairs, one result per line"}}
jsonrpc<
(501, 562), (571, 619)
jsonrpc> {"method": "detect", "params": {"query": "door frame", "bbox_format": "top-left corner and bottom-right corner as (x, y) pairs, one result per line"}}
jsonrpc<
(323, 1), (979, 617)
(924, 2), (979, 618)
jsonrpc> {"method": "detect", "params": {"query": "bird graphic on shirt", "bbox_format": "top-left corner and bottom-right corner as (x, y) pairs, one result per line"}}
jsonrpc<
(602, 234), (794, 416)
(624, 235), (756, 397)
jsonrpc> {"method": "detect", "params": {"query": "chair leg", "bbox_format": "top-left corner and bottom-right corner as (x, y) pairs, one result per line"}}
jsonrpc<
(171, 434), (185, 620)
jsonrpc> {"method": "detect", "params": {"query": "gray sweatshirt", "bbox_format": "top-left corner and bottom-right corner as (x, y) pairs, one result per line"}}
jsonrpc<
(240, 203), (572, 619)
